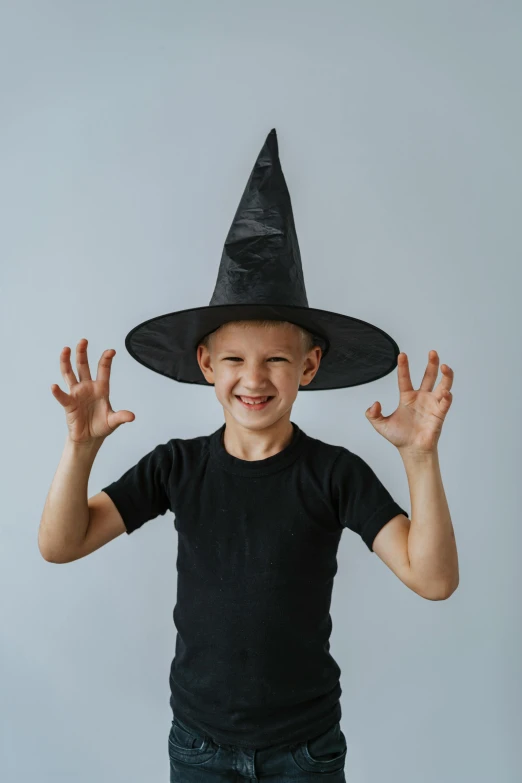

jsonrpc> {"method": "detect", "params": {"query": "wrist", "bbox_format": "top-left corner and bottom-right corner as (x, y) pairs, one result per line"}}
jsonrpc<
(65, 435), (105, 458)
(398, 446), (438, 464)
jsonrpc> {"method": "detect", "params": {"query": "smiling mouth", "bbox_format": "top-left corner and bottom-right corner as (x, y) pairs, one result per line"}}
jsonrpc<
(235, 395), (274, 408)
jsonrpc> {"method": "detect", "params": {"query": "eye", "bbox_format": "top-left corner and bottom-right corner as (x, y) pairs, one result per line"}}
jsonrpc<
(223, 357), (288, 362)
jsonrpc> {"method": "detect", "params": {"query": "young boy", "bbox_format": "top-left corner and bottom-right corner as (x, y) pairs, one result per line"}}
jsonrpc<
(39, 130), (458, 781)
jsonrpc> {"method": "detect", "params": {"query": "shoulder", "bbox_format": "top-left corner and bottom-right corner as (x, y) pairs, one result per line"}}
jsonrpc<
(300, 430), (376, 494)
(168, 430), (212, 453)
(298, 429), (358, 488)
(165, 429), (213, 474)
(301, 429), (355, 468)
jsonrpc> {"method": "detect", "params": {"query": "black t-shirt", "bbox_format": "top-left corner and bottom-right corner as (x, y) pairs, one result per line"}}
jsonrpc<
(101, 421), (408, 749)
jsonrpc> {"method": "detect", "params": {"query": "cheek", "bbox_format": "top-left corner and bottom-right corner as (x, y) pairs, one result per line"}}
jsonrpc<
(212, 370), (236, 395)
(277, 366), (299, 384)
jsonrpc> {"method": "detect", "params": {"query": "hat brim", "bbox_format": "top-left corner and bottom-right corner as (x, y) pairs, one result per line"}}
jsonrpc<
(124, 303), (401, 391)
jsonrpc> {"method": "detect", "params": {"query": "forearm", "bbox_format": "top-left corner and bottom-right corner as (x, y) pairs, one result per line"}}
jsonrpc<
(38, 435), (105, 563)
(399, 448), (459, 598)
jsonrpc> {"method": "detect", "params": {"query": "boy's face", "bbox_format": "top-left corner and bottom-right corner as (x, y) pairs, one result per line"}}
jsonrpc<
(196, 323), (321, 430)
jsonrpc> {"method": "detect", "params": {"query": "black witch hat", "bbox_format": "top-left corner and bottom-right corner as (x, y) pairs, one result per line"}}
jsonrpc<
(124, 128), (401, 391)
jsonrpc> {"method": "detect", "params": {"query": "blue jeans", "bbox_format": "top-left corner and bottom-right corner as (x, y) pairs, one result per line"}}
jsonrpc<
(168, 714), (347, 781)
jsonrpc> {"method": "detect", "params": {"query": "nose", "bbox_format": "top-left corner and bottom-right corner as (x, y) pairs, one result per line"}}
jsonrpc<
(238, 362), (271, 392)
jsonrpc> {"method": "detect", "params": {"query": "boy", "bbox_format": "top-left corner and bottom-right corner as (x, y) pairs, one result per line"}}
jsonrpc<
(39, 130), (458, 781)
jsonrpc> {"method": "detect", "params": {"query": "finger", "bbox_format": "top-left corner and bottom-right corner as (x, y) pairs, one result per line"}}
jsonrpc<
(438, 389), (453, 410)
(434, 364), (454, 400)
(419, 350), (440, 392)
(76, 338), (92, 382)
(96, 348), (116, 383)
(366, 401), (386, 420)
(441, 363), (454, 391)
(60, 346), (79, 390)
(50, 382), (73, 408)
(108, 409), (135, 428)
(397, 352), (414, 394)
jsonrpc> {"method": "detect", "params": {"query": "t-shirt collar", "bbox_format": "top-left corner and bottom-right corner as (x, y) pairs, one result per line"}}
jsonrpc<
(209, 420), (305, 476)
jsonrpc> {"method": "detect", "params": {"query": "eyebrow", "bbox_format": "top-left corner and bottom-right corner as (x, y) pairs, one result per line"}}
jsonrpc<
(214, 347), (295, 355)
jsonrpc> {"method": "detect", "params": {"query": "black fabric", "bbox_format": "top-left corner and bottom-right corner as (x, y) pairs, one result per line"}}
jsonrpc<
(209, 128), (309, 310)
(123, 129), (403, 391)
(101, 422), (408, 749)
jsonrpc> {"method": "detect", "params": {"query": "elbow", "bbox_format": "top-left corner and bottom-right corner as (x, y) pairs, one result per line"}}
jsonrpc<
(443, 579), (460, 600)
(38, 545), (59, 563)
(38, 536), (66, 564)
(39, 547), (70, 564)
(423, 577), (459, 601)
(38, 537), (53, 562)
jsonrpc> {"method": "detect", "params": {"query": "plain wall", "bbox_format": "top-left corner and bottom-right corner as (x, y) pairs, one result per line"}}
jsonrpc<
(1, 1), (520, 781)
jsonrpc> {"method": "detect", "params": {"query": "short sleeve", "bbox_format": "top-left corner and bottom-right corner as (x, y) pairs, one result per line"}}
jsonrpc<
(100, 442), (173, 535)
(330, 447), (409, 552)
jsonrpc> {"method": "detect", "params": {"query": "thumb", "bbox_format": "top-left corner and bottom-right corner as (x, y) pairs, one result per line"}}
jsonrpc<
(108, 410), (135, 429)
(365, 401), (383, 425)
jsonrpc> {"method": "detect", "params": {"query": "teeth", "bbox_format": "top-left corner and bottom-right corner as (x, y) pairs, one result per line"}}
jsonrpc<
(240, 396), (269, 404)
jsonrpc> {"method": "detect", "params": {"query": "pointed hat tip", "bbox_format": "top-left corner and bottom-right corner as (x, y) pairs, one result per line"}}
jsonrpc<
(264, 128), (278, 156)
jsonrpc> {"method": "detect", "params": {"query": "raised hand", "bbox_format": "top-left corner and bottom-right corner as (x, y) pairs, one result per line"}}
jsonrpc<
(51, 338), (135, 445)
(365, 350), (454, 455)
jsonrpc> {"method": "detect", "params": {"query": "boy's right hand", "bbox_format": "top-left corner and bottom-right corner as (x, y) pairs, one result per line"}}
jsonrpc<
(51, 338), (135, 445)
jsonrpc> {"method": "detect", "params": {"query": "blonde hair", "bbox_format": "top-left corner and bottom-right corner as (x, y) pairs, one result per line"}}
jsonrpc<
(199, 319), (318, 355)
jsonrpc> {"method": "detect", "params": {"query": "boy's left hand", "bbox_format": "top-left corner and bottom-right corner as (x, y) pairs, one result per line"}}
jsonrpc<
(365, 350), (454, 454)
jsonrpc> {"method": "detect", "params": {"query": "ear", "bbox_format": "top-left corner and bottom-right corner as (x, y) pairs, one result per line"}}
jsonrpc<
(196, 344), (215, 384)
(300, 346), (322, 386)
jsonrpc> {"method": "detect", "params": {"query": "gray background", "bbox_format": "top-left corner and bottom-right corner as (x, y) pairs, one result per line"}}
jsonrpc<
(1, 1), (520, 781)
